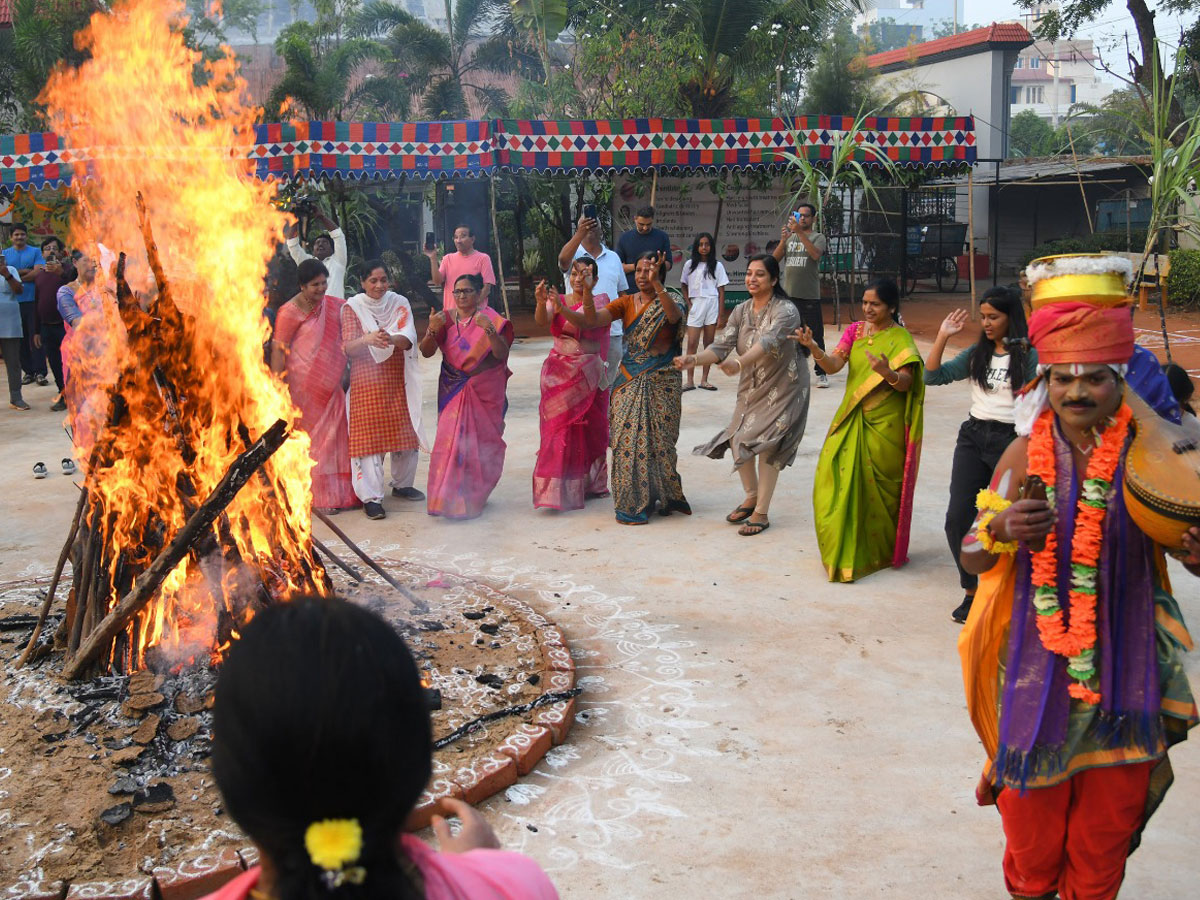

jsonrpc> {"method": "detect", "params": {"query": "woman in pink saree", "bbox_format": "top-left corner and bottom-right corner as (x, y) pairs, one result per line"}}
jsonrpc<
(418, 273), (514, 520)
(532, 257), (610, 509)
(270, 259), (357, 511)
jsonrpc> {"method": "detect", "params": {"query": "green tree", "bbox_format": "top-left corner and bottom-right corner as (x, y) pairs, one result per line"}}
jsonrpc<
(1008, 109), (1058, 157)
(859, 17), (921, 53)
(267, 21), (385, 120)
(801, 17), (880, 115)
(354, 0), (535, 119)
(929, 19), (983, 39)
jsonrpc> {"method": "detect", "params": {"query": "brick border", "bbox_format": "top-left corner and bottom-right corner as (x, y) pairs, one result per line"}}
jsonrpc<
(7, 567), (576, 899)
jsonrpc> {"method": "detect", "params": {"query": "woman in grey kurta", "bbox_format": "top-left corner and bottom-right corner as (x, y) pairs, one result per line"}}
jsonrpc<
(674, 254), (810, 535)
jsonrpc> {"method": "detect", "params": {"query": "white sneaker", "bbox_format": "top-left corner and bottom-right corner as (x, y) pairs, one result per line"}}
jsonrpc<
(816, 372), (830, 388)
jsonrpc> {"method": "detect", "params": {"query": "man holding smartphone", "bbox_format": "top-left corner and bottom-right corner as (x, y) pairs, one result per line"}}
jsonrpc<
(424, 224), (496, 311)
(772, 202), (828, 387)
(558, 206), (628, 388)
(285, 211), (348, 300)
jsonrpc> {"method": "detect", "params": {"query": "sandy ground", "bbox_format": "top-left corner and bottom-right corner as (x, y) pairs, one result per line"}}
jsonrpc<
(1, 297), (1198, 898)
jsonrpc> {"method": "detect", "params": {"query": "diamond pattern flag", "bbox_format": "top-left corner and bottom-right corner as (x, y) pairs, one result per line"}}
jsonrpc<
(2, 116), (974, 193)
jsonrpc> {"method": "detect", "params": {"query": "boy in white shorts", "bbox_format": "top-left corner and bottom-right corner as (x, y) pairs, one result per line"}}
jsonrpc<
(680, 232), (729, 391)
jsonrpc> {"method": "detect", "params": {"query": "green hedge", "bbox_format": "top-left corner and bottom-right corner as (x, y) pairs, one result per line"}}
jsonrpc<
(1018, 231), (1148, 268)
(1167, 249), (1200, 308)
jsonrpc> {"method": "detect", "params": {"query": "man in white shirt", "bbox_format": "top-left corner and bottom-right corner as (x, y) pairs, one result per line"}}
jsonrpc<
(285, 211), (348, 300)
(557, 214), (628, 388)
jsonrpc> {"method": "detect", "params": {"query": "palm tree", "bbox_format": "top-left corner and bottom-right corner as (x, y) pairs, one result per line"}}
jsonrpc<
(353, 0), (538, 119)
(266, 20), (390, 121)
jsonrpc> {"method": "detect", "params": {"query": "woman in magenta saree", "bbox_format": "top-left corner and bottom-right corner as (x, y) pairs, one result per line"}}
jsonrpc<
(270, 259), (357, 511)
(532, 258), (611, 510)
(419, 273), (514, 520)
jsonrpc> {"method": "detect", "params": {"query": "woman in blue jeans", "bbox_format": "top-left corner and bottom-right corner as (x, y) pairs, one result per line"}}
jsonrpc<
(925, 286), (1036, 623)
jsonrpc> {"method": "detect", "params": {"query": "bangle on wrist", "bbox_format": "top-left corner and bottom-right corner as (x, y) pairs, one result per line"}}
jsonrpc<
(734, 359), (743, 371)
(813, 348), (825, 362)
(885, 369), (899, 385)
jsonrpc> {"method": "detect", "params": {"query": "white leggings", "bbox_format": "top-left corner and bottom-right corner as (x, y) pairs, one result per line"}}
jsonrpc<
(351, 450), (418, 503)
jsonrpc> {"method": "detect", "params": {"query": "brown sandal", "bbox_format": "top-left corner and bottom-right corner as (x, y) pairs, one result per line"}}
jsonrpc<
(726, 503), (756, 524)
(738, 518), (770, 536)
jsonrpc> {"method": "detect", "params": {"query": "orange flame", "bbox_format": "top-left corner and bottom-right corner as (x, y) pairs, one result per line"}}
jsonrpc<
(42, 0), (325, 671)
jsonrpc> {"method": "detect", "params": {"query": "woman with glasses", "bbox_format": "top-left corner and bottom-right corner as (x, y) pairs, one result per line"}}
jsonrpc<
(419, 273), (514, 520)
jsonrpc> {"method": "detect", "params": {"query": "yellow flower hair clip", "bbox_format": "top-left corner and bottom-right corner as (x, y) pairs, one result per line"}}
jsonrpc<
(305, 818), (364, 883)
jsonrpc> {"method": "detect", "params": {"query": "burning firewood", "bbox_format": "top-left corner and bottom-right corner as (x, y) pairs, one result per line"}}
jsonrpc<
(63, 419), (293, 680)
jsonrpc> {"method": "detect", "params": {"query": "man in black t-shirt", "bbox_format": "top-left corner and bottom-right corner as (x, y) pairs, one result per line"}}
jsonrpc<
(616, 205), (673, 277)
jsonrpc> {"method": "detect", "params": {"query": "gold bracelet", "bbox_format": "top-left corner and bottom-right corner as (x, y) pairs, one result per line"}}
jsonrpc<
(885, 370), (899, 385)
(813, 348), (826, 362)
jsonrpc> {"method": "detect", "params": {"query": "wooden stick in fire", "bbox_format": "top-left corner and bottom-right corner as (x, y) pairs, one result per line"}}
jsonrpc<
(311, 508), (429, 613)
(311, 536), (364, 583)
(62, 419), (291, 680)
(16, 486), (88, 667)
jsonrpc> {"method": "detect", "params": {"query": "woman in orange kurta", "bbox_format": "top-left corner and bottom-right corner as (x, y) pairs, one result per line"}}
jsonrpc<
(341, 261), (424, 521)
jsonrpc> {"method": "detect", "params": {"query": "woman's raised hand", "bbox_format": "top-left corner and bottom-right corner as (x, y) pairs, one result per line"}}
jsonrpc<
(864, 349), (892, 377)
(475, 313), (497, 335)
(650, 252), (668, 291)
(939, 308), (969, 337)
(791, 325), (815, 348)
(427, 309), (446, 334)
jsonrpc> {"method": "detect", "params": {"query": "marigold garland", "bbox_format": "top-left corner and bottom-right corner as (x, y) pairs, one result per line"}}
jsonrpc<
(1026, 403), (1132, 706)
(975, 489), (1018, 554)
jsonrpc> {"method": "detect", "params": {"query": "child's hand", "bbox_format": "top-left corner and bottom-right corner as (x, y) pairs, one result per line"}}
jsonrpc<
(431, 797), (501, 853)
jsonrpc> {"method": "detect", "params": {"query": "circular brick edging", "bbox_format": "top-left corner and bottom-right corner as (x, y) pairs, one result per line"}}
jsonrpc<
(6, 569), (577, 900)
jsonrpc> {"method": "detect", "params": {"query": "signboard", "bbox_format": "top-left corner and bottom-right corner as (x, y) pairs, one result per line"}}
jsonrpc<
(611, 175), (794, 296)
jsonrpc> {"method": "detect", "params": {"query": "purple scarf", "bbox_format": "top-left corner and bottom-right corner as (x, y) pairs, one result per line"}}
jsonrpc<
(995, 426), (1162, 787)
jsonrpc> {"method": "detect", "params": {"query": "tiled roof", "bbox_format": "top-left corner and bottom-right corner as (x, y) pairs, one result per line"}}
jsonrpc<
(0, 0), (14, 28)
(865, 23), (1034, 70)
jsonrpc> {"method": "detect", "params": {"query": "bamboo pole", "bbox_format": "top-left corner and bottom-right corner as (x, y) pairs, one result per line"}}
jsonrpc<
(1067, 128), (1094, 234)
(650, 170), (658, 207)
(488, 176), (510, 319)
(968, 168), (977, 318)
(18, 487), (88, 666)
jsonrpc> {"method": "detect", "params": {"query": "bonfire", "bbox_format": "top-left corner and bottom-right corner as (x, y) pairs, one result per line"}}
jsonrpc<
(20, 0), (330, 679)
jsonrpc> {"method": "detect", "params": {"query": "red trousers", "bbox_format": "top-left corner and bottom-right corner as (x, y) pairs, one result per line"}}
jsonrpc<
(997, 761), (1153, 900)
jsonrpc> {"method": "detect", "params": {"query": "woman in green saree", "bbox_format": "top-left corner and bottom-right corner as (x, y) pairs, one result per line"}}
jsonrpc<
(797, 279), (925, 582)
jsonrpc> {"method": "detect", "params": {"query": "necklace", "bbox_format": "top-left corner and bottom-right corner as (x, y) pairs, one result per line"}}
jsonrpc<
(863, 321), (892, 346)
(1027, 404), (1132, 706)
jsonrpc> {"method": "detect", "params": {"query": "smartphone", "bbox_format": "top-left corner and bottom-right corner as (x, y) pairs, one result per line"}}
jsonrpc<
(582, 203), (597, 221)
(424, 231), (436, 251)
(792, 211), (802, 223)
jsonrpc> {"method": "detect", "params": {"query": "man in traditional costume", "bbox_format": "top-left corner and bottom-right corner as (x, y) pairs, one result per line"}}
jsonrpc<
(958, 255), (1198, 900)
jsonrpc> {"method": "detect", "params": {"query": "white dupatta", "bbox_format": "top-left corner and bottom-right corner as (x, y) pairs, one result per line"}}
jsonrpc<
(345, 290), (427, 451)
